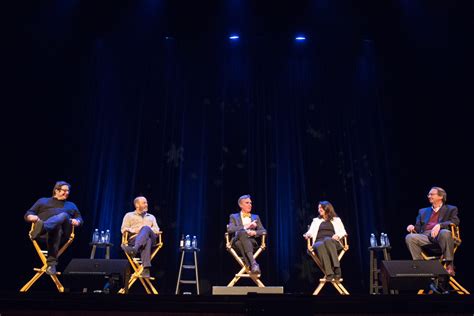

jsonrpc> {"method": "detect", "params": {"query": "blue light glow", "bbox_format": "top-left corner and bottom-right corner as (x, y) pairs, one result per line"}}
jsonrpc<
(295, 36), (306, 41)
(229, 35), (239, 40)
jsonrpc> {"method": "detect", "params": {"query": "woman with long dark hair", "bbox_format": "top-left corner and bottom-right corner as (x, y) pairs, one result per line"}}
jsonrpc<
(303, 201), (347, 281)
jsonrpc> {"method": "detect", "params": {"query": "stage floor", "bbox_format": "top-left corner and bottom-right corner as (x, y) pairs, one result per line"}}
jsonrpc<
(1, 292), (473, 316)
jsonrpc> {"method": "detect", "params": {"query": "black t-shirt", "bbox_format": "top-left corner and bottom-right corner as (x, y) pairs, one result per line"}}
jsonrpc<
(316, 220), (335, 241)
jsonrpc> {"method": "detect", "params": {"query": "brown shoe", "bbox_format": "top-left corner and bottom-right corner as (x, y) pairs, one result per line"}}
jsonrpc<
(445, 264), (455, 277)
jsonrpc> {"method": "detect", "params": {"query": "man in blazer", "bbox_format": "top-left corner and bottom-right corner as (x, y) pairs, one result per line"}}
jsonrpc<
(405, 187), (460, 276)
(227, 194), (267, 274)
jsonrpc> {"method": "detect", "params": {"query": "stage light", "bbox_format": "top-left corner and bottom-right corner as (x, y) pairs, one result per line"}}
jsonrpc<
(229, 35), (239, 40)
(295, 36), (306, 41)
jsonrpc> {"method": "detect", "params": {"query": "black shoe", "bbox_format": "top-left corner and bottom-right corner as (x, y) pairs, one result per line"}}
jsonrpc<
(429, 282), (442, 294)
(121, 244), (137, 257)
(334, 267), (342, 280)
(325, 274), (335, 282)
(141, 268), (151, 278)
(429, 281), (449, 295)
(30, 220), (45, 240)
(45, 265), (57, 275)
(251, 263), (261, 275)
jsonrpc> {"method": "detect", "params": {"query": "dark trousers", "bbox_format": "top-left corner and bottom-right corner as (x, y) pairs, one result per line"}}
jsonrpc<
(129, 226), (157, 268)
(313, 237), (343, 276)
(43, 212), (71, 265)
(232, 231), (258, 267)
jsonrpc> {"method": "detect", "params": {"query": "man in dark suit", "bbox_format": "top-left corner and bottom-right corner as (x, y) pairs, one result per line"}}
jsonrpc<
(405, 187), (460, 276)
(228, 194), (267, 274)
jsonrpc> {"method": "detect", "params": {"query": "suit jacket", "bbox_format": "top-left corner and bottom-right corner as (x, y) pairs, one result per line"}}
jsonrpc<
(227, 212), (267, 242)
(415, 204), (460, 233)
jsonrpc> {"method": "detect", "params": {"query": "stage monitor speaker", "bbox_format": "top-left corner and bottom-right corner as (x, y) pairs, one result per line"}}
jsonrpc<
(62, 259), (130, 293)
(381, 260), (449, 294)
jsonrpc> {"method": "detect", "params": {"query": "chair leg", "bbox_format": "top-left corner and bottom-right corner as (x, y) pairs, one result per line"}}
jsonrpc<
(20, 270), (46, 292)
(313, 280), (326, 295)
(121, 269), (156, 294)
(226, 245), (266, 288)
(227, 267), (245, 287)
(250, 275), (265, 287)
(332, 282), (344, 295)
(138, 277), (152, 294)
(50, 274), (65, 292)
(449, 277), (470, 294)
(120, 254), (159, 295)
(227, 265), (265, 287)
(21, 229), (75, 293)
(309, 249), (349, 295)
(334, 281), (349, 295)
(144, 278), (159, 294)
(20, 264), (64, 293)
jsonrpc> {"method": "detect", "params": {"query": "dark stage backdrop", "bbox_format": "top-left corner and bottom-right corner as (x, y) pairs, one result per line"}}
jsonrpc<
(5, 1), (473, 294)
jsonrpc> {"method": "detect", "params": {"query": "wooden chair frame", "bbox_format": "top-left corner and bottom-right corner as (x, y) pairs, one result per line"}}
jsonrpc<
(306, 236), (350, 295)
(417, 224), (469, 295)
(20, 222), (75, 292)
(118, 230), (163, 294)
(225, 232), (266, 287)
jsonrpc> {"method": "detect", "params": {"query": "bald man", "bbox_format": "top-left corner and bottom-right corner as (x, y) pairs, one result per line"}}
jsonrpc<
(121, 196), (160, 278)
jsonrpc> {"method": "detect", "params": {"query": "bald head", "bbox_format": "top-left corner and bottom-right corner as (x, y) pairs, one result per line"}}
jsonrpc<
(134, 196), (148, 214)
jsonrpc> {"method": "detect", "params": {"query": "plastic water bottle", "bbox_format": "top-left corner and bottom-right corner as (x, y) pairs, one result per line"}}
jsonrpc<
(179, 234), (185, 249)
(100, 230), (105, 243)
(92, 229), (100, 243)
(192, 235), (197, 249)
(105, 229), (111, 244)
(380, 232), (386, 247)
(384, 233), (390, 247)
(370, 233), (377, 247)
(185, 235), (191, 249)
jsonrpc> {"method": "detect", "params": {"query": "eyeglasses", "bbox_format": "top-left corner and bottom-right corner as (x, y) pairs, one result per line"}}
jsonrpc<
(58, 188), (70, 193)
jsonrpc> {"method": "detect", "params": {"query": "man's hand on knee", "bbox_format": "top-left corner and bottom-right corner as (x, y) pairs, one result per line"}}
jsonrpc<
(431, 224), (441, 238)
(26, 215), (39, 223)
(71, 218), (81, 227)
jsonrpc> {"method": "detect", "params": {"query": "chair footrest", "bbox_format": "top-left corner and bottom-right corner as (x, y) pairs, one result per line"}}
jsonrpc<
(33, 268), (61, 275)
(135, 276), (155, 280)
(182, 265), (196, 269)
(179, 280), (197, 284)
(236, 273), (261, 278)
(319, 278), (343, 282)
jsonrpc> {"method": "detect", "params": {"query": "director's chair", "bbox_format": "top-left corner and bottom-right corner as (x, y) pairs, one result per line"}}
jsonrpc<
(306, 235), (350, 295)
(20, 222), (75, 292)
(118, 230), (163, 294)
(225, 231), (266, 287)
(417, 224), (469, 295)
